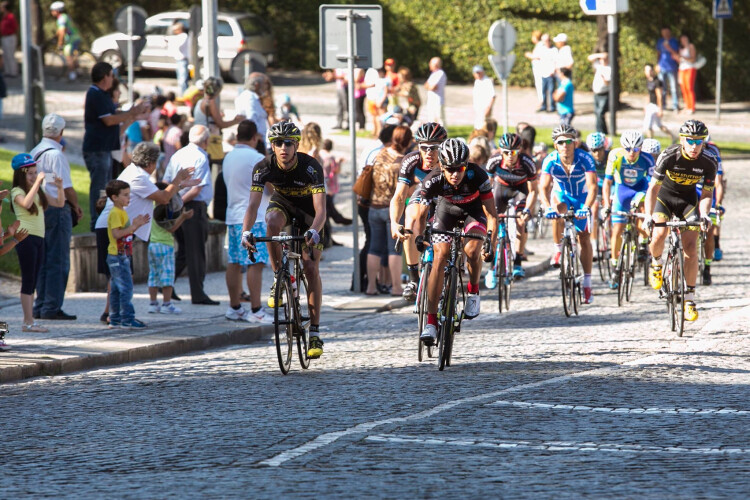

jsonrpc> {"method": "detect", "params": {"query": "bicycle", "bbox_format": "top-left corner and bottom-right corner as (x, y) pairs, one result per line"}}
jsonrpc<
(558, 211), (584, 317)
(249, 220), (313, 375)
(530, 206), (549, 239)
(430, 223), (486, 371)
(612, 210), (646, 306)
(595, 211), (613, 283)
(397, 228), (435, 362)
(492, 207), (521, 313)
(42, 37), (96, 81)
(655, 219), (701, 337)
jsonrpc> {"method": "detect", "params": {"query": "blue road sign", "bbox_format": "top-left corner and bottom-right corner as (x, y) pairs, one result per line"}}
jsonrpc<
(713, 0), (733, 19)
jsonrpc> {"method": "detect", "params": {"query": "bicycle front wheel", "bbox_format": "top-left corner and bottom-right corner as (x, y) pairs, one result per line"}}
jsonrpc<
(438, 267), (457, 371)
(273, 272), (294, 375)
(496, 240), (506, 314)
(502, 241), (512, 311)
(672, 249), (686, 337)
(43, 51), (67, 80)
(625, 236), (637, 302)
(560, 238), (573, 317)
(417, 263), (431, 362)
(617, 235), (629, 307)
(296, 270), (311, 370)
(571, 243), (581, 316)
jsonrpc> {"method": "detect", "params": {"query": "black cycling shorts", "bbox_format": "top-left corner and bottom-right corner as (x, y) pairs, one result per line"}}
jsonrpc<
(493, 184), (527, 214)
(267, 193), (325, 250)
(653, 189), (700, 231)
(431, 198), (487, 244)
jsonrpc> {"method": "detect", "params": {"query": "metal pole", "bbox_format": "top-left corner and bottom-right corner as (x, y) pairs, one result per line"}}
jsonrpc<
(20, 0), (34, 150)
(127, 6), (134, 104)
(715, 18), (723, 121)
(346, 9), (360, 293)
(607, 14), (617, 136)
(502, 78), (509, 134)
(202, 0), (218, 78)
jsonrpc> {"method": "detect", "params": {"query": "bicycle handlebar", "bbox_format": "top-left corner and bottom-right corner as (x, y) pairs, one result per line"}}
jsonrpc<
(653, 221), (701, 228)
(248, 234), (313, 263)
(612, 211), (648, 219)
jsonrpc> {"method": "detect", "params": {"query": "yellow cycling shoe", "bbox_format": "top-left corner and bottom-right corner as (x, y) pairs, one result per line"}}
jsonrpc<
(649, 264), (663, 290)
(684, 301), (699, 322)
(307, 335), (324, 358)
(267, 280), (284, 308)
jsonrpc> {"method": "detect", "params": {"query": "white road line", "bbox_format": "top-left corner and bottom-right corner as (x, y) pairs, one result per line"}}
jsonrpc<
(366, 433), (750, 455)
(487, 400), (750, 415)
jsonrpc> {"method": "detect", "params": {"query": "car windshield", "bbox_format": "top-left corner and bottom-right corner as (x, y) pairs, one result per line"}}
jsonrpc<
(238, 15), (270, 37)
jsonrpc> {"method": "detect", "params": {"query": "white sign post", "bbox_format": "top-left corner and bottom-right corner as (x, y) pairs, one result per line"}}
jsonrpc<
(487, 20), (516, 134)
(713, 0), (733, 120)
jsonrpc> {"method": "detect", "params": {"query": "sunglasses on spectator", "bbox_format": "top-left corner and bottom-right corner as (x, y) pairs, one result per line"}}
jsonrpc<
(419, 144), (441, 152)
(624, 147), (641, 153)
(555, 138), (574, 145)
(684, 138), (704, 146)
(501, 149), (520, 156)
(442, 165), (466, 174)
(272, 139), (296, 148)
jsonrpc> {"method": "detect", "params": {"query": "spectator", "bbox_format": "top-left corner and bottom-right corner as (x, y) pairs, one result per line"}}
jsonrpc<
(323, 68), (348, 129)
(147, 183), (193, 315)
(396, 66), (420, 122)
(535, 33), (557, 113)
(257, 72), (277, 126)
(194, 77), (244, 167)
(365, 125), (412, 296)
(553, 33), (574, 74)
(168, 20), (189, 94)
(353, 68), (367, 130)
(553, 68), (575, 126)
(277, 94), (301, 122)
(472, 64), (496, 130)
(656, 27), (680, 112)
(516, 122), (537, 158)
(163, 125), (217, 305)
(424, 57), (447, 125)
(643, 63), (676, 142)
(0, 219), (28, 257)
(104, 179), (150, 329)
(524, 30), (544, 107)
(162, 113), (185, 172)
(677, 33), (698, 114)
(365, 67), (389, 138)
(83, 62), (148, 229)
(469, 142), (490, 168)
(481, 118), (498, 153)
(124, 101), (151, 157)
(162, 91), (178, 117)
(320, 138), (351, 246)
(235, 72), (269, 154)
(222, 120), (272, 323)
(11, 153), (63, 332)
(299, 122), (322, 161)
(588, 52), (611, 134)
(1, 1), (19, 77)
(148, 94), (168, 135)
(29, 113), (82, 321)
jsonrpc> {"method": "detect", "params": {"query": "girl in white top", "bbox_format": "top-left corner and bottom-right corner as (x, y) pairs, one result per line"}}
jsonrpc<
(675, 34), (697, 113)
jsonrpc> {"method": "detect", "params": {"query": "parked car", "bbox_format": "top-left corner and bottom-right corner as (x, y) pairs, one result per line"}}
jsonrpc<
(91, 10), (276, 81)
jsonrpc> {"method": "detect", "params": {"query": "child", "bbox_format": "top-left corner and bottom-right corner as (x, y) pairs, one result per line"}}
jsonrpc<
(277, 94), (301, 122)
(147, 182), (193, 314)
(105, 179), (150, 329)
(10, 153), (63, 333)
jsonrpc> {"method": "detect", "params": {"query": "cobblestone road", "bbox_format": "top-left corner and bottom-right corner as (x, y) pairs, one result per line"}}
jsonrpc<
(2, 160), (749, 498)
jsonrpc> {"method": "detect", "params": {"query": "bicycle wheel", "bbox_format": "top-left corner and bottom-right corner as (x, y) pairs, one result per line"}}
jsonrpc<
(273, 271), (294, 375)
(438, 267), (457, 371)
(673, 249), (686, 337)
(617, 235), (629, 307)
(296, 268), (311, 370)
(560, 238), (573, 317)
(496, 239), (506, 313)
(76, 50), (97, 76)
(416, 263), (431, 362)
(503, 241), (512, 311)
(43, 51), (67, 80)
(571, 243), (581, 316)
(596, 220), (607, 282)
(663, 254), (676, 331)
(625, 236), (637, 302)
(697, 232), (705, 277)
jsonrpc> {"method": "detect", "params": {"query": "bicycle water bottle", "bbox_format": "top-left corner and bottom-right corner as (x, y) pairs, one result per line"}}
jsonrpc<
(424, 245), (434, 263)
(498, 224), (507, 239)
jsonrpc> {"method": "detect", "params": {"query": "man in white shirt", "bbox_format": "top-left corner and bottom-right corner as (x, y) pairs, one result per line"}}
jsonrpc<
(163, 125), (217, 305)
(222, 120), (272, 323)
(169, 21), (189, 94)
(30, 113), (82, 320)
(536, 33), (558, 113)
(588, 52), (612, 134)
(471, 65), (496, 129)
(234, 72), (268, 154)
(554, 33), (574, 73)
(424, 56), (447, 125)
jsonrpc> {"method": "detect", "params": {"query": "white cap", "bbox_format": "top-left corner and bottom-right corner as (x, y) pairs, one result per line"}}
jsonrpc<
(553, 33), (568, 43)
(42, 113), (66, 138)
(50, 1), (65, 11)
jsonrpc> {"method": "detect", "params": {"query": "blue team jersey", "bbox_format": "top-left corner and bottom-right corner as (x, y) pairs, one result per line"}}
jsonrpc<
(604, 148), (654, 189)
(696, 143), (723, 199)
(541, 149), (597, 198)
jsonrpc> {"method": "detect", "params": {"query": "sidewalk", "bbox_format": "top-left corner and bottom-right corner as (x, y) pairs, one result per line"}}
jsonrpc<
(0, 228), (551, 383)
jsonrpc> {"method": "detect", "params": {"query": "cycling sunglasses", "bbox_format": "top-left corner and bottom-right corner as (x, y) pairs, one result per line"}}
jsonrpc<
(555, 138), (574, 145)
(624, 147), (641, 153)
(272, 139), (297, 148)
(442, 164), (466, 174)
(419, 144), (441, 152)
(684, 138), (704, 146)
(500, 149), (520, 156)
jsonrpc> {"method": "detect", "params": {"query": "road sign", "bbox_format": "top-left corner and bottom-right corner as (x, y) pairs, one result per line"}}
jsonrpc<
(116, 38), (146, 64)
(319, 5), (383, 69)
(114, 5), (147, 37)
(713, 0), (733, 19)
(579, 0), (629, 15)
(488, 20), (516, 54)
(488, 53), (516, 81)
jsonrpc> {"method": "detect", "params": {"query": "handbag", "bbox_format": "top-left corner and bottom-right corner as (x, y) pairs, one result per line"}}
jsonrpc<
(352, 163), (374, 199)
(206, 134), (225, 161)
(694, 54), (707, 70)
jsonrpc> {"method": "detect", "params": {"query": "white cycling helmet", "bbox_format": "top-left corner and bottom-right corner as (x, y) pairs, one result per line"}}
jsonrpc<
(50, 1), (65, 11)
(641, 138), (661, 156)
(620, 130), (644, 150)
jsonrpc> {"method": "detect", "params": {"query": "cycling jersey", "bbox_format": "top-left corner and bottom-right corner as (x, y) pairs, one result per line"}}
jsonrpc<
(252, 152), (326, 217)
(653, 143), (717, 196)
(541, 149), (597, 199)
(696, 143), (723, 200)
(605, 148), (654, 190)
(413, 163), (493, 207)
(398, 150), (432, 186)
(56, 13), (80, 44)
(486, 151), (537, 187)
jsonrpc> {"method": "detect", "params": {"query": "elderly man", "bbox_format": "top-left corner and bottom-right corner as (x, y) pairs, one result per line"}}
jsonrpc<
(553, 33), (574, 73)
(423, 56), (447, 125)
(29, 114), (81, 320)
(234, 72), (268, 154)
(163, 125), (217, 305)
(472, 64), (495, 129)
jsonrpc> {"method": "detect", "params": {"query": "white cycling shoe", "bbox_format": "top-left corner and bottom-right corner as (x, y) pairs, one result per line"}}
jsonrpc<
(420, 324), (438, 345)
(465, 293), (480, 319)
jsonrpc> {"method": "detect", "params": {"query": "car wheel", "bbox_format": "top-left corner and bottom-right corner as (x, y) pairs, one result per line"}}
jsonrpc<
(100, 49), (124, 72)
(228, 50), (267, 83)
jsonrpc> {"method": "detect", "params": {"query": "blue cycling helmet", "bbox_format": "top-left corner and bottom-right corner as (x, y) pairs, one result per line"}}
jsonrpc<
(586, 132), (606, 150)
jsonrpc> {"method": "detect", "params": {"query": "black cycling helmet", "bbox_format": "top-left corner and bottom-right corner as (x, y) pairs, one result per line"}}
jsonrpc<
(438, 138), (469, 167)
(414, 122), (448, 143)
(497, 132), (523, 150)
(268, 121), (302, 142)
(552, 124), (577, 141)
(679, 119), (708, 138)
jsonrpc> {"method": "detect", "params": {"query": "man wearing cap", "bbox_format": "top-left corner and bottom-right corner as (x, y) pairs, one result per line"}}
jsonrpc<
(554, 33), (574, 76)
(29, 113), (82, 321)
(472, 65), (495, 130)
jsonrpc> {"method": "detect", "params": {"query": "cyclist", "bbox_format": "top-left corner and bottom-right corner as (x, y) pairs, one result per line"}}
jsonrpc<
(697, 138), (724, 285)
(601, 130), (654, 288)
(242, 122), (327, 358)
(404, 139), (497, 345)
(539, 124), (599, 304)
(485, 132), (538, 284)
(645, 120), (718, 322)
(390, 122), (447, 302)
(642, 138), (662, 160)
(586, 132), (610, 245)
(49, 1), (81, 82)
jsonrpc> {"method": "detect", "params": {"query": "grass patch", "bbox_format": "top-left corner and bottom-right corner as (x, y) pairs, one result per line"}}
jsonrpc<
(0, 148), (91, 276)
